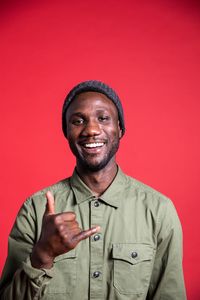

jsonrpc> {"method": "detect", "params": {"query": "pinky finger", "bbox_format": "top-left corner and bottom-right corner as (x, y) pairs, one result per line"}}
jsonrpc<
(73, 226), (101, 242)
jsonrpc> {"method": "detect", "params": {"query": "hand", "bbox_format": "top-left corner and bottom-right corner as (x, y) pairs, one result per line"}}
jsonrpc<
(31, 191), (100, 269)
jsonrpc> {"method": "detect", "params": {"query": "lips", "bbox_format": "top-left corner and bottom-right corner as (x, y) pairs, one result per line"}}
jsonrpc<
(84, 142), (104, 148)
(79, 140), (106, 154)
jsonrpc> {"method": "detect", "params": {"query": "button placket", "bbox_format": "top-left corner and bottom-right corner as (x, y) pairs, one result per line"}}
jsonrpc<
(90, 199), (103, 298)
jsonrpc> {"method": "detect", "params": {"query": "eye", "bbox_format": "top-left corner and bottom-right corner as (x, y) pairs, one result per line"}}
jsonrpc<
(72, 118), (85, 126)
(98, 115), (110, 122)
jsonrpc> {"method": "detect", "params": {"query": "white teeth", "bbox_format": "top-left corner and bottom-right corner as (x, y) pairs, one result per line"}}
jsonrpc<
(84, 143), (104, 148)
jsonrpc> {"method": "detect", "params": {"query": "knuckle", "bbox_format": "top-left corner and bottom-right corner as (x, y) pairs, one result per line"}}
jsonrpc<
(54, 215), (62, 226)
(57, 224), (64, 232)
(60, 233), (70, 247)
(67, 212), (76, 219)
(76, 230), (87, 241)
(70, 211), (76, 216)
(72, 220), (79, 228)
(62, 233), (69, 241)
(81, 231), (88, 239)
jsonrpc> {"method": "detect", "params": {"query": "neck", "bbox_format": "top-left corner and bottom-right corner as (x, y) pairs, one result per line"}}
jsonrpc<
(76, 160), (118, 197)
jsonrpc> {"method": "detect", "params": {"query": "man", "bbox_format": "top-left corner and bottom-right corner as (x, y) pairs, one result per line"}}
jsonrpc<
(0, 80), (186, 299)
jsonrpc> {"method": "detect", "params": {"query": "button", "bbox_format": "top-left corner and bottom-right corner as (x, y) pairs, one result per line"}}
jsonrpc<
(131, 251), (138, 258)
(37, 279), (42, 286)
(94, 200), (100, 207)
(93, 271), (100, 278)
(93, 234), (100, 241)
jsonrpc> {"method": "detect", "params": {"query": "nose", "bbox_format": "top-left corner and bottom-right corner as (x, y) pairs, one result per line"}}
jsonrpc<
(81, 119), (101, 137)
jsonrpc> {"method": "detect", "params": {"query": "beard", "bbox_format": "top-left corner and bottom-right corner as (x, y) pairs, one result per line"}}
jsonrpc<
(70, 137), (120, 172)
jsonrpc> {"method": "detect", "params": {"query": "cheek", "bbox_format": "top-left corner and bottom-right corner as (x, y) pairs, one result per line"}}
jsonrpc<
(112, 122), (122, 139)
(108, 128), (121, 142)
(66, 126), (79, 141)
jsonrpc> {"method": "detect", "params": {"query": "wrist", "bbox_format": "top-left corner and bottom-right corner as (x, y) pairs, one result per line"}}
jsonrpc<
(31, 244), (54, 269)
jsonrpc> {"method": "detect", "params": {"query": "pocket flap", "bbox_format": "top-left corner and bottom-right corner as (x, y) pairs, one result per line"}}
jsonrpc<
(54, 249), (76, 262)
(112, 243), (154, 265)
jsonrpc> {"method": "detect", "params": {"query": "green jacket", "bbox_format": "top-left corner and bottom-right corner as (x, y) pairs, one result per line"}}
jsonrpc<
(0, 167), (186, 299)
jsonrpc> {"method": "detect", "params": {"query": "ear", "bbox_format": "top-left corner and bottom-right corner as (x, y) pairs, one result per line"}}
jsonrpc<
(64, 114), (69, 139)
(118, 121), (123, 139)
(119, 129), (122, 139)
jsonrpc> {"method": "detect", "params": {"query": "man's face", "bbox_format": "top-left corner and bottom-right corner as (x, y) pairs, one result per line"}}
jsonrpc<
(65, 92), (122, 172)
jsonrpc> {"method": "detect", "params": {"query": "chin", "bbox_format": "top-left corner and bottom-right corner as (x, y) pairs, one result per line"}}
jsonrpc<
(79, 157), (111, 172)
(76, 140), (120, 172)
(82, 162), (106, 172)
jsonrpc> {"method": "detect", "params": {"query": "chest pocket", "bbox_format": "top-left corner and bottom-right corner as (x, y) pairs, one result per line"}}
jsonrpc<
(46, 249), (77, 295)
(112, 243), (154, 295)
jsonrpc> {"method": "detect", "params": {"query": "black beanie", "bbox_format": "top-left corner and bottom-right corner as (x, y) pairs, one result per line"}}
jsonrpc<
(62, 80), (125, 138)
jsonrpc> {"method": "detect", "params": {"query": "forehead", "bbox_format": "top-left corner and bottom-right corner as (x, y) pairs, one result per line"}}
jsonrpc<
(66, 91), (118, 116)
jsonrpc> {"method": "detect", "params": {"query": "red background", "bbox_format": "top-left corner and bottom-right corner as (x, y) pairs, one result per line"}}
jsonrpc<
(0, 0), (200, 299)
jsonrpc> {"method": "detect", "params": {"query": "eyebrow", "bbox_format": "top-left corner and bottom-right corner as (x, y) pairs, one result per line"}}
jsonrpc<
(67, 109), (111, 121)
(70, 112), (84, 117)
(70, 109), (109, 115)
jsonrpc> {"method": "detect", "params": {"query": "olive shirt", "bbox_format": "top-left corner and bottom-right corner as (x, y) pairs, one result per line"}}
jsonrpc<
(0, 167), (186, 300)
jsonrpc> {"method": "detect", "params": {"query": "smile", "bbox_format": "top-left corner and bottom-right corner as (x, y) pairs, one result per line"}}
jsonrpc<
(84, 142), (104, 148)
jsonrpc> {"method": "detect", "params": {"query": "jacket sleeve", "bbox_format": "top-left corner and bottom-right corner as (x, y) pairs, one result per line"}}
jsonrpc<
(147, 199), (187, 300)
(0, 199), (53, 300)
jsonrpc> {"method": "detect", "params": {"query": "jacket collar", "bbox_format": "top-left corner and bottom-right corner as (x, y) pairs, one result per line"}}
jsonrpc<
(69, 166), (127, 208)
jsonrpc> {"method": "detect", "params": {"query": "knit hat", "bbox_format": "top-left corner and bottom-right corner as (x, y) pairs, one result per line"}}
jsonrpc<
(62, 80), (125, 138)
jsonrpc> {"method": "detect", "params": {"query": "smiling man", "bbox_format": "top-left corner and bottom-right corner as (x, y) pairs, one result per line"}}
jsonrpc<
(0, 80), (186, 299)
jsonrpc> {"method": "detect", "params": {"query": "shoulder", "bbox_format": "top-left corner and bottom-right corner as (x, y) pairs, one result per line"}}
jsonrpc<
(13, 177), (72, 236)
(30, 177), (70, 198)
(122, 171), (179, 221)
(123, 172), (182, 234)
(23, 177), (71, 209)
(122, 171), (170, 203)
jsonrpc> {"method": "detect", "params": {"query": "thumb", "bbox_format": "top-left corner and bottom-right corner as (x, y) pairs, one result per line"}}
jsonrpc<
(45, 191), (55, 215)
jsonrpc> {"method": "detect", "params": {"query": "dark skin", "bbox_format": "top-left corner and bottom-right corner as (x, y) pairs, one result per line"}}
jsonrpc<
(31, 92), (122, 269)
